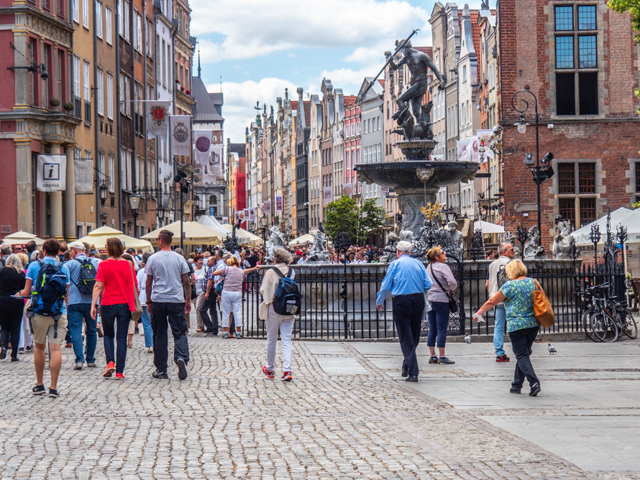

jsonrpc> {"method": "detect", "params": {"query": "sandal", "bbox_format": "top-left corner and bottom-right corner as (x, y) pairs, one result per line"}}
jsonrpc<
(196, 328), (203, 332)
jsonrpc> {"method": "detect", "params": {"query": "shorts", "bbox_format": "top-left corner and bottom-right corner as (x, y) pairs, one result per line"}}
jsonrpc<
(31, 314), (68, 345)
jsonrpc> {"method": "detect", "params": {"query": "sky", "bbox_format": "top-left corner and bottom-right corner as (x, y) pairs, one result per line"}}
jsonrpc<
(190, 0), (485, 143)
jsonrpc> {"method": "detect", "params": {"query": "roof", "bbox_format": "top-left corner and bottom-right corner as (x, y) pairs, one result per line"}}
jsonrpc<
(378, 79), (384, 88)
(291, 100), (298, 110)
(344, 95), (356, 108)
(191, 76), (224, 123)
(470, 11), (482, 83)
(228, 143), (245, 156)
(415, 46), (433, 58)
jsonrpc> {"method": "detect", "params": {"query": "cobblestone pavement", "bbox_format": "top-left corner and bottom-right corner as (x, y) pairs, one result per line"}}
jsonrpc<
(0, 333), (617, 479)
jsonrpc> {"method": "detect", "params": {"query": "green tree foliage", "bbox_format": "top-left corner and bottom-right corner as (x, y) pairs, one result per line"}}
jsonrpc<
(324, 196), (389, 245)
(608, 0), (640, 115)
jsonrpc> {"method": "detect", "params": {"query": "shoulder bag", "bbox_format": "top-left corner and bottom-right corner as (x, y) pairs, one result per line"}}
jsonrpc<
(129, 262), (143, 322)
(532, 279), (554, 328)
(215, 267), (228, 294)
(430, 264), (458, 313)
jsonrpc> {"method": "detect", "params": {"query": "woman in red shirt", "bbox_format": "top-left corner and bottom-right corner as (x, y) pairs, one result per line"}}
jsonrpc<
(91, 238), (136, 380)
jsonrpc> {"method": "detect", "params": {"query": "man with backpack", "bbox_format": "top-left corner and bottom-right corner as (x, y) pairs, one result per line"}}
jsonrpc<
(65, 241), (100, 371)
(19, 238), (70, 398)
(486, 243), (515, 362)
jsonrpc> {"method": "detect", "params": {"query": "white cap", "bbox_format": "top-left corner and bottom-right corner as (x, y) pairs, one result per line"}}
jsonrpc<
(68, 241), (85, 250)
(396, 241), (413, 253)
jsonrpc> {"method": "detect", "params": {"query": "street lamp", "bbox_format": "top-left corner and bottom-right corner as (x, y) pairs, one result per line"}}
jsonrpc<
(99, 183), (108, 206)
(511, 86), (554, 245)
(260, 215), (269, 245)
(128, 193), (141, 237)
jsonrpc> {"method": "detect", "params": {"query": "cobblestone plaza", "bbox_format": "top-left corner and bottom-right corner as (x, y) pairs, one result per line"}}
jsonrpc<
(1, 332), (639, 479)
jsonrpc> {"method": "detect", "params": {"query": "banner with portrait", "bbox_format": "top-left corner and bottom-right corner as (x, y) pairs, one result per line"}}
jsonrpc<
(202, 143), (223, 185)
(275, 195), (283, 212)
(248, 207), (256, 222)
(323, 186), (332, 206)
(262, 201), (272, 215)
(476, 129), (495, 163)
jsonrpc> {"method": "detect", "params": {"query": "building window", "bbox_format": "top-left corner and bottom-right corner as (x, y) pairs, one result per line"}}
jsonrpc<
(83, 60), (90, 101)
(109, 155), (115, 192)
(107, 73), (113, 119)
(105, 7), (112, 44)
(135, 13), (142, 52)
(557, 161), (597, 228)
(82, 0), (89, 28)
(96, 69), (104, 116)
(96, 1), (103, 38)
(554, 4), (598, 116)
(73, 0), (79, 23)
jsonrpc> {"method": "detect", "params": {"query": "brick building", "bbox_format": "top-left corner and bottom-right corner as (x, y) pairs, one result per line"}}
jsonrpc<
(498, 0), (640, 244)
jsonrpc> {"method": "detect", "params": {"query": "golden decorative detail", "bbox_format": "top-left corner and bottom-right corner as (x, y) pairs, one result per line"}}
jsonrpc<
(420, 201), (441, 222)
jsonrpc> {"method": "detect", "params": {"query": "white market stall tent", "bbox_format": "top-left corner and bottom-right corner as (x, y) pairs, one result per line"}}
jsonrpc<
(473, 220), (505, 234)
(1, 231), (45, 247)
(196, 215), (230, 236)
(289, 233), (314, 247)
(78, 226), (153, 254)
(571, 208), (640, 246)
(142, 221), (224, 246)
(220, 224), (264, 246)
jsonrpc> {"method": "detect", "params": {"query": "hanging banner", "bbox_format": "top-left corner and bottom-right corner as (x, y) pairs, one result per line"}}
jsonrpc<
(456, 140), (470, 163)
(476, 129), (495, 163)
(74, 157), (94, 194)
(323, 186), (332, 206)
(194, 131), (212, 166)
(248, 207), (256, 222)
(170, 115), (191, 156)
(468, 136), (480, 163)
(235, 210), (245, 224)
(36, 155), (66, 192)
(275, 195), (283, 212)
(243, 209), (249, 220)
(147, 101), (170, 140)
(203, 143), (223, 185)
(262, 201), (272, 215)
(342, 183), (352, 197)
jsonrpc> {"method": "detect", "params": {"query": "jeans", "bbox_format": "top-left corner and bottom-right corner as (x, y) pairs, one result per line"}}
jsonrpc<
(427, 301), (450, 348)
(221, 291), (242, 330)
(67, 303), (97, 364)
(197, 293), (219, 333)
(493, 305), (506, 357)
(392, 293), (424, 377)
(508, 326), (540, 389)
(140, 306), (153, 348)
(265, 305), (295, 372)
(101, 303), (131, 374)
(150, 302), (190, 373)
(0, 301), (23, 360)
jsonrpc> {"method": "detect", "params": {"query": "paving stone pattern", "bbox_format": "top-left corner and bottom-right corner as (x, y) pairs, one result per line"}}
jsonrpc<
(0, 335), (602, 479)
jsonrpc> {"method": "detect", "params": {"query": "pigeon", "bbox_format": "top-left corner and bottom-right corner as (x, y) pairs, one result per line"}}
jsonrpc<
(548, 343), (557, 355)
(464, 334), (471, 344)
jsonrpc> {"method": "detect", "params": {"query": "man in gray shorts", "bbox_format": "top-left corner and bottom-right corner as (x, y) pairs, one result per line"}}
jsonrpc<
(20, 238), (70, 398)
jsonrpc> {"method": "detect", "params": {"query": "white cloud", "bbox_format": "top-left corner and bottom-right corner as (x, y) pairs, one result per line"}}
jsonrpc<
(191, 0), (429, 62)
(210, 78), (299, 143)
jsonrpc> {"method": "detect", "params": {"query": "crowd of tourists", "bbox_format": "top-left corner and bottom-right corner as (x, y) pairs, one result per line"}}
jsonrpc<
(0, 233), (544, 399)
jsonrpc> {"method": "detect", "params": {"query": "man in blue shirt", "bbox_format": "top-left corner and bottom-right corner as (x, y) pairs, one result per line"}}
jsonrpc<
(65, 241), (101, 370)
(376, 241), (432, 382)
(20, 238), (70, 398)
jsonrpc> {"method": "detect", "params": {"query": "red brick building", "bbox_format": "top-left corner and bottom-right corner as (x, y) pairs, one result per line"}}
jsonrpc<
(498, 0), (640, 245)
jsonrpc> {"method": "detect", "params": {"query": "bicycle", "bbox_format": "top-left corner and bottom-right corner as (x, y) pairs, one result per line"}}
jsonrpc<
(580, 283), (619, 343)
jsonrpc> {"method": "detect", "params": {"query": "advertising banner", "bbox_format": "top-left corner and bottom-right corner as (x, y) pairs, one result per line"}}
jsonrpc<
(36, 155), (66, 192)
(202, 143), (223, 185)
(170, 115), (191, 156)
(275, 195), (283, 212)
(248, 207), (256, 222)
(194, 131), (212, 166)
(323, 186), (332, 206)
(147, 101), (170, 140)
(74, 157), (94, 194)
(262, 201), (272, 215)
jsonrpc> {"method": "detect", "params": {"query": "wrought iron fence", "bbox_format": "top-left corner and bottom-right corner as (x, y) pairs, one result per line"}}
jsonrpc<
(237, 261), (627, 340)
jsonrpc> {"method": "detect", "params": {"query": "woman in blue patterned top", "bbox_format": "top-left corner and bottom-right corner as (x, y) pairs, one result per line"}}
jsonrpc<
(474, 259), (542, 397)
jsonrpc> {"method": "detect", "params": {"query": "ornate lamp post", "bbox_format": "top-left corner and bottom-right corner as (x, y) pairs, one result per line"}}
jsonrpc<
(128, 193), (141, 237)
(512, 86), (554, 245)
(590, 223), (601, 265)
(99, 183), (108, 206)
(516, 225), (529, 259)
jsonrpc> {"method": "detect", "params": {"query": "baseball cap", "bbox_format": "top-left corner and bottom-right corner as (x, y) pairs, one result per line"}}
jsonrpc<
(68, 240), (85, 250)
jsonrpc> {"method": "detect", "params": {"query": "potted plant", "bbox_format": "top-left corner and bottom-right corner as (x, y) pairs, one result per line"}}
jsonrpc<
(63, 101), (74, 112)
(49, 98), (60, 107)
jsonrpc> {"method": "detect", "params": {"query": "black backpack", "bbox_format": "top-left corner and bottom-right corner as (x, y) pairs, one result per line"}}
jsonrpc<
(27, 262), (67, 338)
(272, 267), (301, 315)
(497, 262), (511, 289)
(73, 258), (97, 295)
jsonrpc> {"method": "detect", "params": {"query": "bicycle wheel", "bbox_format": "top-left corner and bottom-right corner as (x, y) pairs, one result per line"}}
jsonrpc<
(619, 311), (638, 339)
(590, 312), (619, 343)
(582, 309), (599, 342)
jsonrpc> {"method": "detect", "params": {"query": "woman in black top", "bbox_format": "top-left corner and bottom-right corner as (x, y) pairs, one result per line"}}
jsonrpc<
(0, 254), (26, 361)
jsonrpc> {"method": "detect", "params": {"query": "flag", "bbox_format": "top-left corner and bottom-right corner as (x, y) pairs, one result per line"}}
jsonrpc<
(342, 183), (352, 197)
(194, 131), (212, 166)
(170, 115), (191, 156)
(147, 101), (170, 140)
(74, 157), (93, 194)
(323, 186), (332, 206)
(468, 136), (480, 163)
(243, 209), (249, 220)
(457, 140), (470, 162)
(262, 201), (272, 215)
(275, 195), (283, 212)
(476, 129), (495, 162)
(37, 155), (66, 192)
(248, 207), (256, 222)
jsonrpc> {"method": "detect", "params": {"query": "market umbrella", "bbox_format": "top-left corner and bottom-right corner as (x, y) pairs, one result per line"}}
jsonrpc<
(474, 220), (505, 234)
(78, 226), (154, 254)
(289, 233), (314, 247)
(142, 221), (224, 246)
(571, 207), (640, 246)
(1, 231), (45, 247)
(220, 224), (264, 246)
(196, 215), (230, 236)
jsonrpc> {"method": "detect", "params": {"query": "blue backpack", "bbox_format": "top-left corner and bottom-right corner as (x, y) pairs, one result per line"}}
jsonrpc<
(272, 267), (301, 315)
(28, 262), (67, 337)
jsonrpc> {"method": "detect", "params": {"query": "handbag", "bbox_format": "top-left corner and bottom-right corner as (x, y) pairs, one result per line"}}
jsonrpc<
(430, 264), (458, 313)
(129, 263), (143, 322)
(533, 279), (554, 328)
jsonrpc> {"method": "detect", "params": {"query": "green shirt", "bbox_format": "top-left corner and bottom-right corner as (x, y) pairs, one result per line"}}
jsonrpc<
(499, 278), (539, 333)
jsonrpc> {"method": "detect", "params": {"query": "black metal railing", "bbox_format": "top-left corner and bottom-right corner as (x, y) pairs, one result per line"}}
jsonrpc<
(237, 261), (627, 340)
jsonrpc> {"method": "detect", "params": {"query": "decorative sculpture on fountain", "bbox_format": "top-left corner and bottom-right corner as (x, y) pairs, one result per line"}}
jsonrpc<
(380, 232), (399, 263)
(306, 222), (330, 264)
(265, 226), (285, 262)
(523, 226), (545, 260)
(552, 219), (577, 259)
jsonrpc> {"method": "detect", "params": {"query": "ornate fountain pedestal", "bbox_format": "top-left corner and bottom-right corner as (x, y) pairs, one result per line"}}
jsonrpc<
(355, 143), (478, 239)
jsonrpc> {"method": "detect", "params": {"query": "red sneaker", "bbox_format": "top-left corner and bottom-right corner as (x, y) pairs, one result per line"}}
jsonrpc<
(496, 355), (510, 362)
(103, 362), (115, 377)
(262, 366), (274, 379)
(115, 373), (125, 380)
(281, 371), (293, 382)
